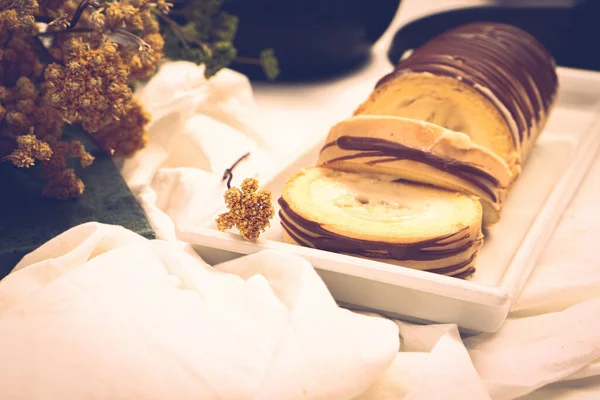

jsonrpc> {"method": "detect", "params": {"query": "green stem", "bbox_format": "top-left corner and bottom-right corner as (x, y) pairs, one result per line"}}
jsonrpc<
(156, 10), (211, 55)
(156, 11), (190, 50)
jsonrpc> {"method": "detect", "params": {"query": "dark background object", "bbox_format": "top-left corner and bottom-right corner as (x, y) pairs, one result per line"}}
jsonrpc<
(387, 0), (600, 72)
(0, 134), (155, 279)
(223, 0), (401, 81)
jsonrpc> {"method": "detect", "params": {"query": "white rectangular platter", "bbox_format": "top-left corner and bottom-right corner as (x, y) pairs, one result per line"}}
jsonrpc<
(179, 67), (600, 334)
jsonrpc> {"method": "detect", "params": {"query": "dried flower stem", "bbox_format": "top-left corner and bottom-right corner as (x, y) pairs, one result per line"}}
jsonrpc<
(109, 28), (152, 51)
(34, 0), (97, 31)
(35, 16), (54, 24)
(222, 152), (250, 189)
(68, 0), (99, 30)
(27, 36), (62, 65)
(0, 154), (32, 165)
(36, 28), (95, 37)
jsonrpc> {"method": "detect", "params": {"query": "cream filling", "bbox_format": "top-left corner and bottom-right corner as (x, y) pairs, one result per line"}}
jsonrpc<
(325, 157), (504, 226)
(331, 192), (428, 223)
(283, 167), (482, 242)
(321, 152), (502, 207)
(307, 171), (475, 236)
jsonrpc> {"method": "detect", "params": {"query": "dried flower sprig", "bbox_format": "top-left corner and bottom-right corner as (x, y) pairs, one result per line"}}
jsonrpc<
(216, 177), (275, 242)
(2, 0), (274, 200)
(216, 153), (274, 241)
(0, 0), (166, 198)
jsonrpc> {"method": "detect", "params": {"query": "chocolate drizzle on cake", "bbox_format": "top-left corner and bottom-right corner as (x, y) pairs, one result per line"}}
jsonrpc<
(321, 135), (500, 202)
(376, 23), (558, 148)
(428, 253), (476, 277)
(278, 197), (479, 277)
(277, 23), (560, 280)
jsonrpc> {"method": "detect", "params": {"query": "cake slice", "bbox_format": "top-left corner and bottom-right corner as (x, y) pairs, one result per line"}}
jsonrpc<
(354, 22), (558, 173)
(318, 115), (513, 225)
(279, 167), (483, 278)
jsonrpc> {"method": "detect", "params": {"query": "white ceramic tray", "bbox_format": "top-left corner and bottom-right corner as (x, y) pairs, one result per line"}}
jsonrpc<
(179, 67), (600, 334)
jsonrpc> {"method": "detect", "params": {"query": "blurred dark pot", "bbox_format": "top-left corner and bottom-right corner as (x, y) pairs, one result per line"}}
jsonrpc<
(223, 0), (401, 81)
(386, 1), (600, 72)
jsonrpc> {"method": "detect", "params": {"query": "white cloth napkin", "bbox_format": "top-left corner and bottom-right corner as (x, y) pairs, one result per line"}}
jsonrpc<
(0, 222), (399, 399)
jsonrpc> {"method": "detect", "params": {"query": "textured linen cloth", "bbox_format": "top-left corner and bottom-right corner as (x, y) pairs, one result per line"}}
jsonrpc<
(0, 223), (399, 399)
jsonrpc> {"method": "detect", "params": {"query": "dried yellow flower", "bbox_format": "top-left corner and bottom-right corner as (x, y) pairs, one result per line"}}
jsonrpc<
(15, 76), (37, 100)
(216, 178), (275, 242)
(47, 13), (70, 29)
(69, 140), (94, 167)
(94, 98), (149, 156)
(0, 134), (52, 167)
(37, 136), (92, 199)
(0, 0), (202, 201)
(1, 33), (45, 86)
(0, 0), (37, 32)
(42, 168), (84, 199)
(44, 38), (133, 133)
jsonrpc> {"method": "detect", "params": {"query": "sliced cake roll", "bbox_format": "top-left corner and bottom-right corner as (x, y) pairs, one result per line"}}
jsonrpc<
(354, 22), (558, 174)
(277, 22), (559, 278)
(279, 167), (483, 278)
(318, 115), (513, 225)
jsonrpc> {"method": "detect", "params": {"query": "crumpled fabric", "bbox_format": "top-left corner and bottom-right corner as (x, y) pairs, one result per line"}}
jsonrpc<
(0, 222), (400, 400)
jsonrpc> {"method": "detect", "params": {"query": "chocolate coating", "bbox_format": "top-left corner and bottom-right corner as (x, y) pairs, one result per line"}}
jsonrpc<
(278, 197), (479, 277)
(321, 135), (500, 202)
(376, 22), (558, 148)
